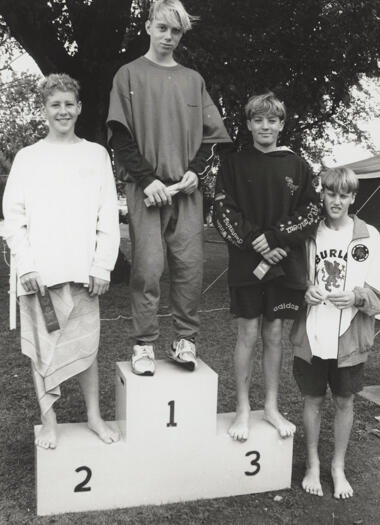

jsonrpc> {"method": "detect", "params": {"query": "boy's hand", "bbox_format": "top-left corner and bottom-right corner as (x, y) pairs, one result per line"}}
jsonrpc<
(305, 285), (324, 305)
(20, 271), (45, 295)
(178, 170), (198, 195)
(144, 180), (172, 207)
(262, 247), (288, 265)
(328, 291), (355, 309)
(252, 234), (270, 254)
(88, 276), (110, 296)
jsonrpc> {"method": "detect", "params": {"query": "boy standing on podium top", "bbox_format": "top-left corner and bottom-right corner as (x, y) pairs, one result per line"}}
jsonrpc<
(291, 167), (380, 499)
(107, 0), (231, 376)
(213, 92), (320, 441)
(3, 74), (120, 449)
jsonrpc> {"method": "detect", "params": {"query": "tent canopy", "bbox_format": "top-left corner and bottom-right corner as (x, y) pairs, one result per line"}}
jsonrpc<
(340, 154), (380, 179)
(336, 154), (380, 229)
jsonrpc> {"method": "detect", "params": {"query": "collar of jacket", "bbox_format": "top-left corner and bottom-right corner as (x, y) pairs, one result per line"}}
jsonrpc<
(309, 214), (369, 242)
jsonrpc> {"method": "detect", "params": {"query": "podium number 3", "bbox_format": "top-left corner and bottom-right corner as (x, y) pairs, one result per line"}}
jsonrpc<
(167, 400), (177, 427)
(245, 451), (261, 476)
(74, 466), (92, 492)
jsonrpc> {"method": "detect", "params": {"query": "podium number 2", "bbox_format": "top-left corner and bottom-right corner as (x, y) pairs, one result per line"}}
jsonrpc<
(74, 466), (92, 492)
(245, 451), (261, 476)
(167, 400), (177, 427)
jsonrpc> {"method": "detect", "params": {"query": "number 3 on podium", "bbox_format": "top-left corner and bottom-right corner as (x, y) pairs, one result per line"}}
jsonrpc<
(245, 451), (261, 476)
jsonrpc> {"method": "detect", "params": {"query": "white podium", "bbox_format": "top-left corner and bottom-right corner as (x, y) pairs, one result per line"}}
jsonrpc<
(35, 359), (293, 515)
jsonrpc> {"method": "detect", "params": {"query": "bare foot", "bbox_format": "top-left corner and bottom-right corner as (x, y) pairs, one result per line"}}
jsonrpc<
(35, 410), (57, 449)
(88, 416), (120, 444)
(264, 408), (296, 438)
(331, 464), (353, 499)
(302, 464), (323, 496)
(228, 409), (250, 442)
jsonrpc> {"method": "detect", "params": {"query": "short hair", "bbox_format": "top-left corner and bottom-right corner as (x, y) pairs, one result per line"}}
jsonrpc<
(39, 73), (80, 105)
(148, 0), (198, 33)
(245, 92), (286, 121)
(321, 167), (359, 194)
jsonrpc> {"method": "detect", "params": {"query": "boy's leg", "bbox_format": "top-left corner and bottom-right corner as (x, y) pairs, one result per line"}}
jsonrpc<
(302, 395), (324, 496)
(262, 318), (296, 438)
(165, 191), (204, 341)
(229, 317), (260, 441)
(331, 394), (354, 499)
(35, 406), (58, 449)
(77, 359), (119, 444)
(126, 182), (165, 343)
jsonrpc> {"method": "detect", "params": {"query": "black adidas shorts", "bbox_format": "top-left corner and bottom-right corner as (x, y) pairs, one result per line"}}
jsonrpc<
(230, 280), (304, 321)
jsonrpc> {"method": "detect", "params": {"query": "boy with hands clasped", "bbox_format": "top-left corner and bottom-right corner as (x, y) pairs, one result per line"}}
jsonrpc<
(291, 167), (380, 499)
(107, 0), (231, 375)
(213, 92), (320, 442)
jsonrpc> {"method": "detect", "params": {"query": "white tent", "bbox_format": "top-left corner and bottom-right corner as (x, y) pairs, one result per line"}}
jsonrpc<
(342, 154), (380, 179)
(339, 155), (380, 228)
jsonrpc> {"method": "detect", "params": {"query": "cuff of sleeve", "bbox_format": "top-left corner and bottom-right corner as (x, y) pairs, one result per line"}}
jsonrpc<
(353, 287), (365, 308)
(138, 174), (157, 190)
(264, 231), (278, 250)
(17, 262), (38, 279)
(90, 266), (110, 282)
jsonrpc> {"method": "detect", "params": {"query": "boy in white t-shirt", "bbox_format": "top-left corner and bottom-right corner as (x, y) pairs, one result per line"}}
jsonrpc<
(291, 167), (380, 499)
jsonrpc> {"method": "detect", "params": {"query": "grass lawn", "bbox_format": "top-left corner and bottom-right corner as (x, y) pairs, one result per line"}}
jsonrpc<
(1, 227), (380, 524)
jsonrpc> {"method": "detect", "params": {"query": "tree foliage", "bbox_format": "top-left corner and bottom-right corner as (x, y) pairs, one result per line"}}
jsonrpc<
(0, 70), (46, 172)
(0, 0), (380, 163)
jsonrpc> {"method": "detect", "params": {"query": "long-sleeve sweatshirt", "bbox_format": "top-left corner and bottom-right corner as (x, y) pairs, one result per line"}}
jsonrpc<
(3, 139), (120, 295)
(213, 145), (320, 288)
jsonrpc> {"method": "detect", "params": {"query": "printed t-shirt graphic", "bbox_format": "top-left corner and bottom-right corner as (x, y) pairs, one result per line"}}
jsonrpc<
(310, 219), (353, 359)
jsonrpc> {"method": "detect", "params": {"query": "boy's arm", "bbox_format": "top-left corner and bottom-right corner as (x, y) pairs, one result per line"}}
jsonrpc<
(89, 149), (120, 282)
(109, 122), (156, 189)
(188, 143), (235, 190)
(212, 156), (263, 249)
(352, 285), (380, 317)
(2, 152), (38, 278)
(263, 162), (320, 250)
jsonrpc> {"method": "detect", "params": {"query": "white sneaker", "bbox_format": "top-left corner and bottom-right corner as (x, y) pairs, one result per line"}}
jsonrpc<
(131, 344), (155, 376)
(167, 338), (197, 371)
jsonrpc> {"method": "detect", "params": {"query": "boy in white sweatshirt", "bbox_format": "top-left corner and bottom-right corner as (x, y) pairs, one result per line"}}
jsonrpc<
(3, 74), (120, 449)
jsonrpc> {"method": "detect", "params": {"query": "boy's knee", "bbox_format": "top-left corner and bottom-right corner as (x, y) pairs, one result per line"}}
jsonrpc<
(305, 395), (324, 412)
(237, 317), (259, 346)
(333, 394), (354, 412)
(262, 319), (283, 345)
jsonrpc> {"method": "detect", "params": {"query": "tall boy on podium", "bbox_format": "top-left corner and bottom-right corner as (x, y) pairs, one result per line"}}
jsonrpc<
(213, 92), (320, 441)
(107, 0), (231, 375)
(3, 74), (120, 449)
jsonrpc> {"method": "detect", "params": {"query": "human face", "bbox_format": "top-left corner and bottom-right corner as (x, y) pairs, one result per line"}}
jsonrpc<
(247, 114), (284, 152)
(146, 16), (183, 59)
(44, 90), (81, 138)
(322, 187), (355, 224)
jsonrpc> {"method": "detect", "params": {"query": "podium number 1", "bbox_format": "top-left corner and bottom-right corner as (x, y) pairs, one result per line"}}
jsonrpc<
(167, 400), (177, 427)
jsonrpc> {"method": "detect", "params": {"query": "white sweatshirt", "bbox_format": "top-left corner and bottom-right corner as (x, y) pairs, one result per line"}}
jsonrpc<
(3, 139), (120, 295)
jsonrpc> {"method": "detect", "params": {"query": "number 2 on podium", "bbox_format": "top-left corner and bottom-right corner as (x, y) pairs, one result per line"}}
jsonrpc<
(167, 400), (177, 427)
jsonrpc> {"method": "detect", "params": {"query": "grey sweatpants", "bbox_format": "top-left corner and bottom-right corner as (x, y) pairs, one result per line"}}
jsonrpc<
(126, 183), (204, 342)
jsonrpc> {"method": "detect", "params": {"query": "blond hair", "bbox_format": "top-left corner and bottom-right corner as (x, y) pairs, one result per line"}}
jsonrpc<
(148, 0), (198, 32)
(39, 73), (80, 105)
(245, 92), (286, 121)
(321, 167), (359, 194)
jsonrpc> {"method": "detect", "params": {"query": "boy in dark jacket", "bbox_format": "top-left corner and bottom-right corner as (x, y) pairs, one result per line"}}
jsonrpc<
(213, 92), (319, 441)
